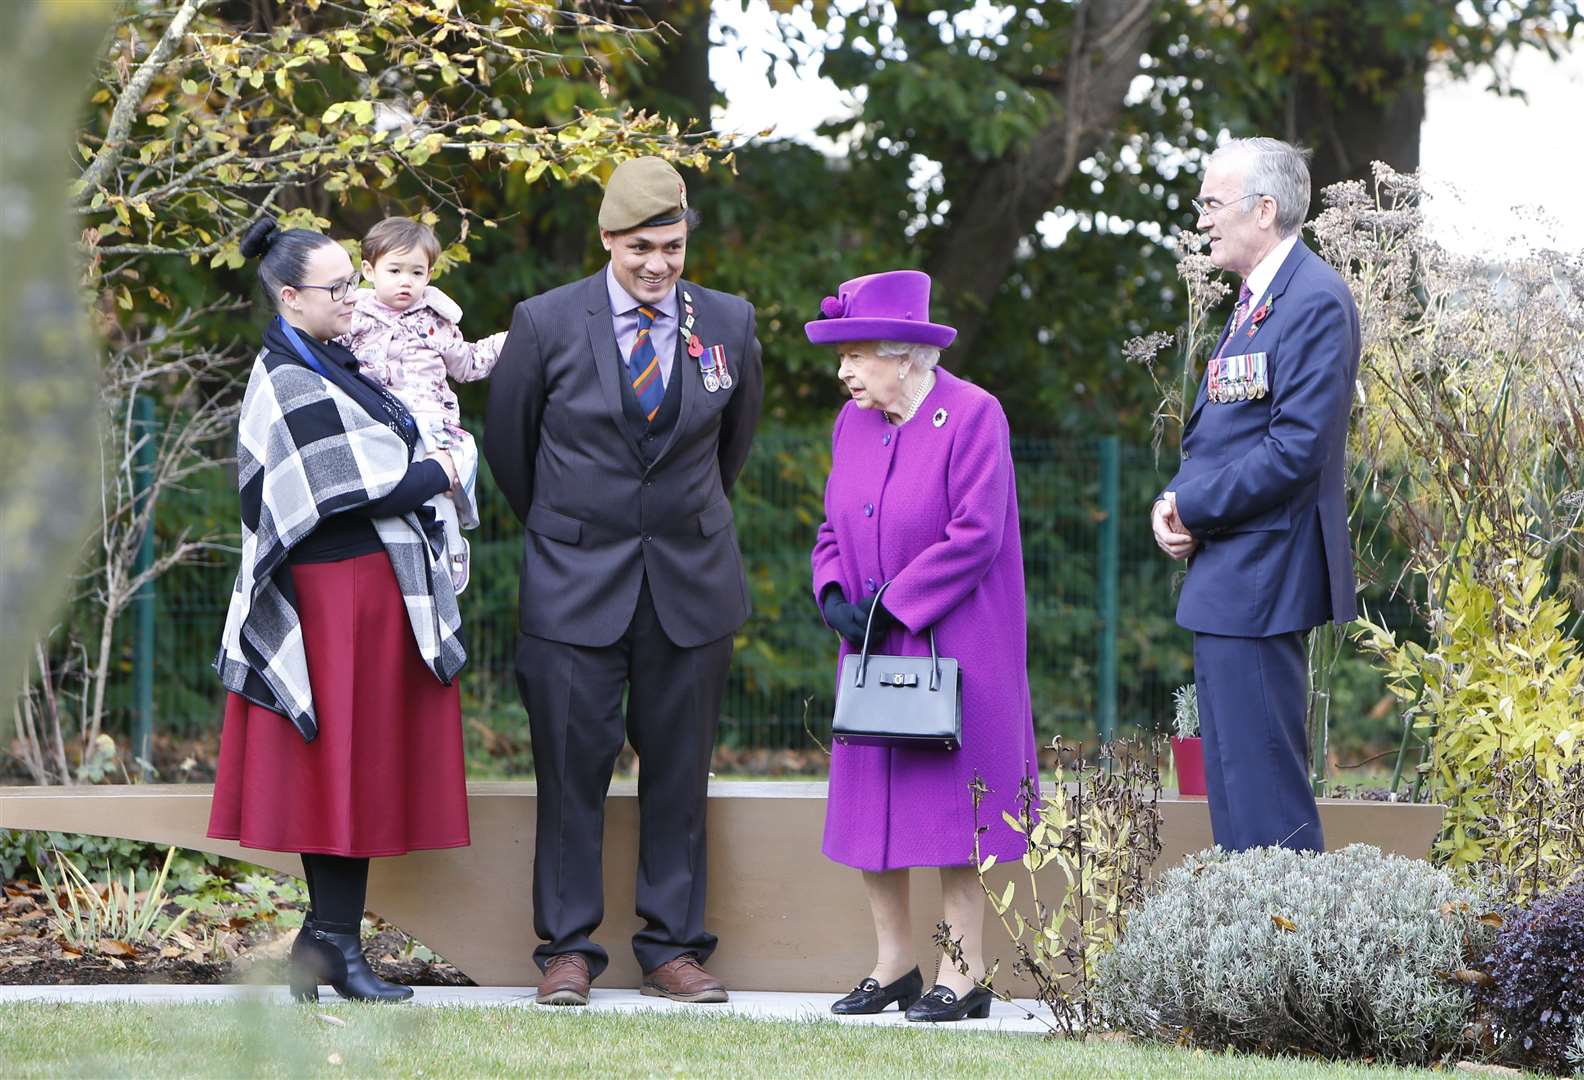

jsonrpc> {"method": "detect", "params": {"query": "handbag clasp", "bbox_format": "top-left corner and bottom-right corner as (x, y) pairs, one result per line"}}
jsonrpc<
(880, 672), (918, 687)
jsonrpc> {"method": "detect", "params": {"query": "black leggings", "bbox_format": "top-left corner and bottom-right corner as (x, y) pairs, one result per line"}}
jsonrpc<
(300, 854), (369, 929)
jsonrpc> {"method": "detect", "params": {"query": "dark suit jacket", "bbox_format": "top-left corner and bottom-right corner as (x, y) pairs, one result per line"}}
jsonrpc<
(483, 272), (763, 648)
(1168, 240), (1360, 638)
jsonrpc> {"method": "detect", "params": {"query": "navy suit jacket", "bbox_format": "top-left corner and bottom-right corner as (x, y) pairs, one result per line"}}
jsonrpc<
(1167, 240), (1360, 638)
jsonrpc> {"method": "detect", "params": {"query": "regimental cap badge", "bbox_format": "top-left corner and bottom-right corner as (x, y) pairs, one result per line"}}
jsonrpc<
(679, 180), (688, 211)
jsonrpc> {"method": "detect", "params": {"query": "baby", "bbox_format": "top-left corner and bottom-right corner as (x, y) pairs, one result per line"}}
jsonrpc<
(339, 216), (507, 594)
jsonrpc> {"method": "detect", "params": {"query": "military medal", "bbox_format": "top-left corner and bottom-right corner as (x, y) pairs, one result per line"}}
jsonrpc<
(705, 343), (731, 389)
(696, 337), (718, 393)
(1251, 352), (1269, 398)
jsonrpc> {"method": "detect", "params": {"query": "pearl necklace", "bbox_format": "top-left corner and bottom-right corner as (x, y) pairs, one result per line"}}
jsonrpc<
(888, 369), (936, 426)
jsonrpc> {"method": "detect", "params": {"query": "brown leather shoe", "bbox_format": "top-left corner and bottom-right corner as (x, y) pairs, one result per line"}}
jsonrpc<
(641, 954), (728, 1003)
(536, 953), (590, 1006)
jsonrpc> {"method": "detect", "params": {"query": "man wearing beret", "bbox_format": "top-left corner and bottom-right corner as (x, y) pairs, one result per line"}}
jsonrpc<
(485, 157), (763, 1005)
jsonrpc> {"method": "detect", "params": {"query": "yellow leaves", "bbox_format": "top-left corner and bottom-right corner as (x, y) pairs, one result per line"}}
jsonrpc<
(209, 243), (244, 271)
(342, 51), (367, 74)
(268, 126), (295, 151)
(323, 101), (376, 125)
(1271, 915), (1297, 933)
(180, 79), (200, 95)
(145, 113), (170, 128)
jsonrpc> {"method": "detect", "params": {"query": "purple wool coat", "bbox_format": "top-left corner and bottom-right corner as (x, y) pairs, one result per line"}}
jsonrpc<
(811, 367), (1039, 871)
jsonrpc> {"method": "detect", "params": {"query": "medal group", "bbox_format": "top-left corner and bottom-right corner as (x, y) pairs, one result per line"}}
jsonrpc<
(683, 289), (732, 393)
(1209, 351), (1269, 403)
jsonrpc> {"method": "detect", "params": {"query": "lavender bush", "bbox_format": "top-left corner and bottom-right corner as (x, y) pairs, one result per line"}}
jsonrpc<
(1095, 844), (1492, 1065)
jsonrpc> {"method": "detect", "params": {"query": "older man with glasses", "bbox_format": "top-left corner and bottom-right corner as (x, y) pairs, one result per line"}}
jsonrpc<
(1151, 137), (1361, 853)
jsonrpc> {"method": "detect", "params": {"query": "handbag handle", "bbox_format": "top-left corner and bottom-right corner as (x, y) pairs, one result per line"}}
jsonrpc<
(852, 581), (941, 692)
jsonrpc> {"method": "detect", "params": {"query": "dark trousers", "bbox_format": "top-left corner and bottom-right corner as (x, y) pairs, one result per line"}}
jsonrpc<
(515, 577), (733, 979)
(1193, 630), (1325, 853)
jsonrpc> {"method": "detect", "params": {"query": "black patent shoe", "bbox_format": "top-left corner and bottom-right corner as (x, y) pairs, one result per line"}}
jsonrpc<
(289, 919), (413, 1003)
(831, 966), (924, 1015)
(904, 982), (993, 1022)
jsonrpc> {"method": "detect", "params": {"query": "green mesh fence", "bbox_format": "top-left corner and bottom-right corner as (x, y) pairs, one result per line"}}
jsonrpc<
(125, 433), (1190, 750)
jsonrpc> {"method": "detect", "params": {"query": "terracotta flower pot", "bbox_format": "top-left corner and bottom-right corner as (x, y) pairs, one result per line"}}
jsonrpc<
(1171, 735), (1207, 797)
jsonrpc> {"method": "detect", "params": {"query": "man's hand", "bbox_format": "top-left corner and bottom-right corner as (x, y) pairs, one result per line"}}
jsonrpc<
(1152, 491), (1199, 560)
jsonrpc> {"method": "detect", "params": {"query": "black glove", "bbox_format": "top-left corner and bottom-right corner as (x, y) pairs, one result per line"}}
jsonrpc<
(820, 586), (869, 647)
(858, 593), (897, 639)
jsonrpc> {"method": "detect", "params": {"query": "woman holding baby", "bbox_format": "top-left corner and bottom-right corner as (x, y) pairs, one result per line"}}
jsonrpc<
(208, 214), (502, 1003)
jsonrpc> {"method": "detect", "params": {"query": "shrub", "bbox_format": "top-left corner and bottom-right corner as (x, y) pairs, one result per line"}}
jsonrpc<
(956, 739), (1161, 1036)
(1171, 684), (1198, 738)
(1356, 543), (1584, 882)
(1482, 883), (1584, 1075)
(1095, 844), (1492, 1065)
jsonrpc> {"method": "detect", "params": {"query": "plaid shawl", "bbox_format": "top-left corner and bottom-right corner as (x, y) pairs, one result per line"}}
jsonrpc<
(214, 343), (466, 742)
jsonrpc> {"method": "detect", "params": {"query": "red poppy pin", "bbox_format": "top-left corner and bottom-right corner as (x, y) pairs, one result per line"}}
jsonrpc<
(1246, 298), (1274, 337)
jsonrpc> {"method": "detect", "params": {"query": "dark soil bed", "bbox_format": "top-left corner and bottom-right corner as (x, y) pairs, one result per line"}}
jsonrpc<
(1, 879), (473, 987)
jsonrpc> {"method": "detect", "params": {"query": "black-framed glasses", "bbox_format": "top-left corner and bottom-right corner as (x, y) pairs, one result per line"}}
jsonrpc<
(291, 273), (362, 302)
(1191, 193), (1267, 219)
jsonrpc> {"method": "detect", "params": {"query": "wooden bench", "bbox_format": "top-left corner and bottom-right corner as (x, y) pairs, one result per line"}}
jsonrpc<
(0, 782), (1443, 992)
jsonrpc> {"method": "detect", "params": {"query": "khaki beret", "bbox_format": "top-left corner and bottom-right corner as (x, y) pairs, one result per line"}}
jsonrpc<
(598, 157), (689, 233)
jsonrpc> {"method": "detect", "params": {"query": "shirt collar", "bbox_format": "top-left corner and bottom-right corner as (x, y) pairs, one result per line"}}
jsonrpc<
(605, 264), (678, 320)
(1244, 233), (1298, 309)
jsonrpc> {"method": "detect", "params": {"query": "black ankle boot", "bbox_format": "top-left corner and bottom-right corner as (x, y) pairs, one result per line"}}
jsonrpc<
(289, 919), (413, 1003)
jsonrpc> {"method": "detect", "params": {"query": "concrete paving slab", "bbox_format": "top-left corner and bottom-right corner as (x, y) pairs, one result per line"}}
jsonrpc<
(0, 984), (1052, 1035)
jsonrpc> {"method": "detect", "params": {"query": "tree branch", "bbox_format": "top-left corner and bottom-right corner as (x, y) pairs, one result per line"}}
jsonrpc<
(76, 0), (209, 203)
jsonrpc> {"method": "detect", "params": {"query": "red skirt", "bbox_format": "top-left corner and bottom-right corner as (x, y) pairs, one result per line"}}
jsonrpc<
(208, 551), (470, 857)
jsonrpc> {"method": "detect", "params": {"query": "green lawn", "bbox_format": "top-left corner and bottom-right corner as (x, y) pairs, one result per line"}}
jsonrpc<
(0, 1002), (1521, 1079)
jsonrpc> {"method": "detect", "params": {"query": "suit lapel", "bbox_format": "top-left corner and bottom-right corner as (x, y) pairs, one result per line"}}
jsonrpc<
(583, 273), (644, 465)
(1237, 240), (1309, 353)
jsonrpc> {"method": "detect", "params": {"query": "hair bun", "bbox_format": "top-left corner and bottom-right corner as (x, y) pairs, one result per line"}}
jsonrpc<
(239, 217), (280, 259)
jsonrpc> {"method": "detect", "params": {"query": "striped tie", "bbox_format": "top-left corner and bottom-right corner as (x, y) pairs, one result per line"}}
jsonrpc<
(628, 304), (666, 423)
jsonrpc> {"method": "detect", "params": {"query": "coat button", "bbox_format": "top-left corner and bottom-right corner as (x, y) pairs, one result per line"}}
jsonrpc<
(644, 479), (654, 487)
(642, 534), (652, 543)
(865, 577), (877, 592)
(863, 503), (874, 517)
(881, 433), (892, 446)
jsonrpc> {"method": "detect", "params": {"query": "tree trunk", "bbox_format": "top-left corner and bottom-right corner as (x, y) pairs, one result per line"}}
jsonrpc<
(924, 0), (1160, 357)
(0, 3), (113, 704)
(1292, 63), (1426, 198)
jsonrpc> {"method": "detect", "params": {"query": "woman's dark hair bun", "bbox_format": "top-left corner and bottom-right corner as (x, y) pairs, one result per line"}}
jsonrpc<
(239, 216), (279, 259)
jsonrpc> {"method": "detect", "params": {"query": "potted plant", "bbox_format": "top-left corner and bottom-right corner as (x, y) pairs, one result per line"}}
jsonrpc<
(1169, 684), (1206, 797)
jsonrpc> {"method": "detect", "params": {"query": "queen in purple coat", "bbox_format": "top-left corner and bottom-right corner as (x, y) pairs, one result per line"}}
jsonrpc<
(806, 270), (1039, 1024)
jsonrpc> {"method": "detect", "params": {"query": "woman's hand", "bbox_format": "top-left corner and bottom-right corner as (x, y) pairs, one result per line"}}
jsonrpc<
(820, 586), (870, 647)
(428, 449), (459, 494)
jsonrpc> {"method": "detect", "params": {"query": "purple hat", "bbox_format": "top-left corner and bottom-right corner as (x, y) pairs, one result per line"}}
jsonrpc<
(804, 270), (957, 349)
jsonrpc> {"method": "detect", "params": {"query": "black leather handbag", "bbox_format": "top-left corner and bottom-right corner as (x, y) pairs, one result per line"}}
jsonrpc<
(831, 582), (962, 750)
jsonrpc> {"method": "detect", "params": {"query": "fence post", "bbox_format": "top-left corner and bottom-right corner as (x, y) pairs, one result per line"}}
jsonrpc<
(132, 392), (155, 778)
(1097, 435), (1120, 742)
